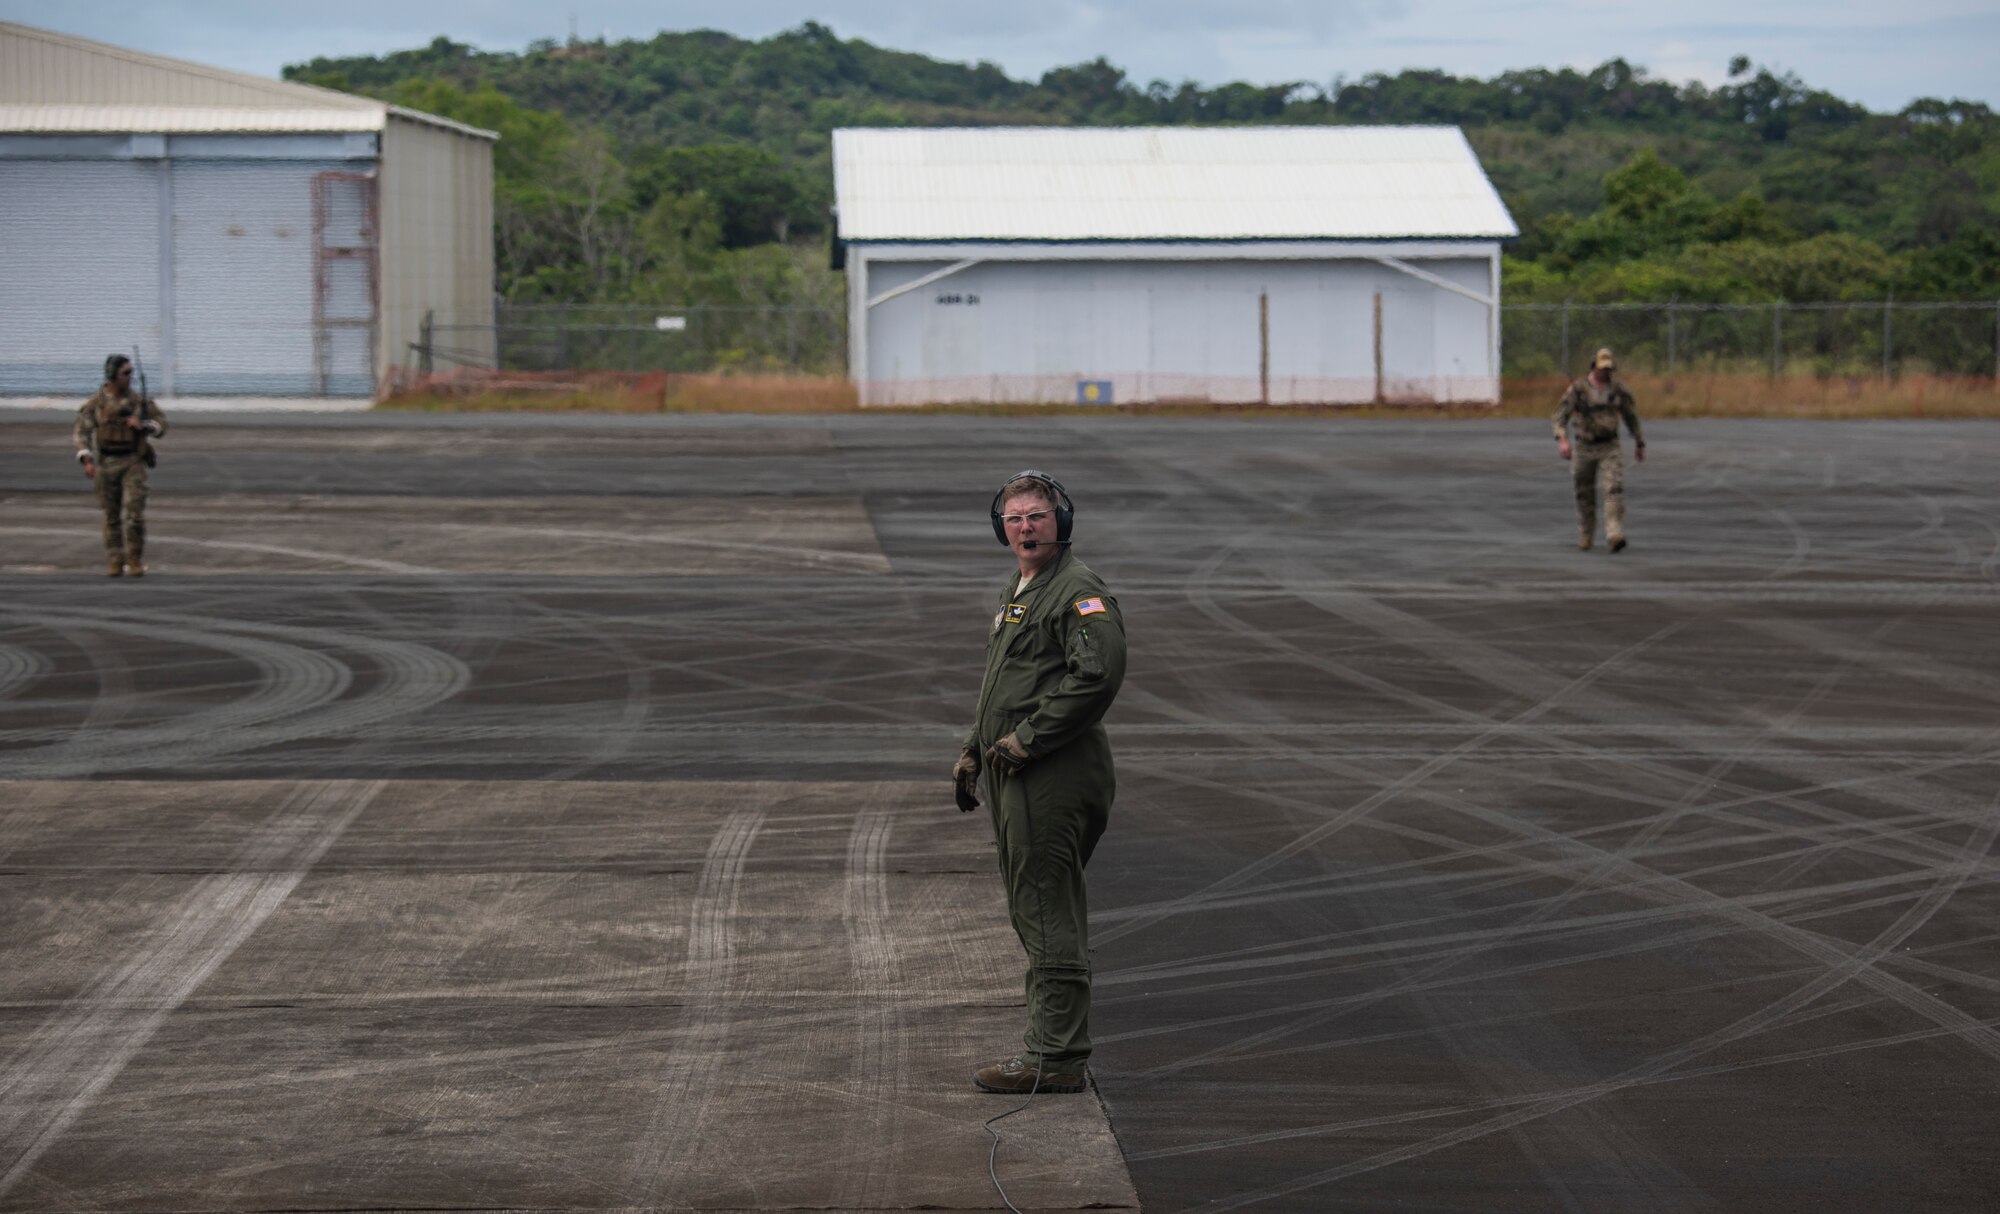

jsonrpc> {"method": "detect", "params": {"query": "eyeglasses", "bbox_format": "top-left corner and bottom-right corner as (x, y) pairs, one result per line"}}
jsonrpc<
(1001, 510), (1054, 528)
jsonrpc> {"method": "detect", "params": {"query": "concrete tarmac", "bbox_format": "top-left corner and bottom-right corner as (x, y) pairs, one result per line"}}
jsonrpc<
(2, 408), (1998, 1211)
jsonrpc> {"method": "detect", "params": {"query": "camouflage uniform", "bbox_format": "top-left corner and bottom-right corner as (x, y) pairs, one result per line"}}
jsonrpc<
(73, 385), (167, 570)
(1552, 376), (1641, 547)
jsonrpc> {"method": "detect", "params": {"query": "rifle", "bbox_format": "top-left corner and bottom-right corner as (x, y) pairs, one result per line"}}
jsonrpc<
(132, 346), (157, 467)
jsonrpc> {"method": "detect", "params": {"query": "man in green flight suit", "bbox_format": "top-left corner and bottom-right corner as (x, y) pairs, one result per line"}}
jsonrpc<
(953, 470), (1126, 1095)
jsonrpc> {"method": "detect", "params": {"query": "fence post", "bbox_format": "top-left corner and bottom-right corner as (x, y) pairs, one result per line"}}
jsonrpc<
(418, 309), (433, 375)
(1259, 291), (1271, 406)
(1882, 293), (1893, 381)
(1666, 296), (1676, 378)
(1560, 297), (1571, 376)
(1993, 299), (1998, 383)
(787, 309), (799, 372)
(1771, 298), (1783, 378)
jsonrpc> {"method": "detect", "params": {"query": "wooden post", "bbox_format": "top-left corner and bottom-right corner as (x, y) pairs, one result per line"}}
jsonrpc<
(1372, 291), (1385, 404)
(1258, 291), (1270, 406)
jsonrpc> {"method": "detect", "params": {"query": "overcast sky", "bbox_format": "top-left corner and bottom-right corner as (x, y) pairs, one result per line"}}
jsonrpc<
(6, 1), (1994, 113)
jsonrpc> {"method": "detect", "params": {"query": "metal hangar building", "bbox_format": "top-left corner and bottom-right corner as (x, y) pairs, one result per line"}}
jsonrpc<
(0, 21), (495, 400)
(832, 125), (1518, 407)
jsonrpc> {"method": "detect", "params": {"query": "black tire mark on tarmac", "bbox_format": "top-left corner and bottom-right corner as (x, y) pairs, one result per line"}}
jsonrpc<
(0, 607), (470, 778)
(629, 809), (762, 1205)
(1183, 789), (2000, 1212)
(0, 779), (386, 1197)
(838, 805), (907, 1208)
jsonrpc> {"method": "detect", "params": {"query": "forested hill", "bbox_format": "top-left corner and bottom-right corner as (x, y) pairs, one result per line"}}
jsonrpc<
(286, 22), (2000, 306)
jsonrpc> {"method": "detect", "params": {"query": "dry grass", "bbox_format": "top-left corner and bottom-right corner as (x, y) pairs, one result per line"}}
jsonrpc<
(378, 369), (2000, 419)
(378, 369), (862, 414)
(1502, 373), (2000, 420)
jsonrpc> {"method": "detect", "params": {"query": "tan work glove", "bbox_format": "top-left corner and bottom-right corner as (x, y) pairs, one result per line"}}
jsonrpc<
(952, 748), (981, 813)
(985, 732), (1032, 777)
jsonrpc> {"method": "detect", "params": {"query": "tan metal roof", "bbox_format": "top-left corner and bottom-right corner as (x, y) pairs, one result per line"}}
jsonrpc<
(0, 21), (494, 140)
(833, 125), (1518, 242)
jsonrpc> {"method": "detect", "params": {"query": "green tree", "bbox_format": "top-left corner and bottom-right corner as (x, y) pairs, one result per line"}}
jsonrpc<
(633, 145), (819, 248)
(280, 32), (2000, 308)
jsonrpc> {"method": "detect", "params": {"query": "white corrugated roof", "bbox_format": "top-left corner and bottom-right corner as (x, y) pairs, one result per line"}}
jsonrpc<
(0, 21), (495, 140)
(833, 126), (1517, 242)
(0, 105), (386, 133)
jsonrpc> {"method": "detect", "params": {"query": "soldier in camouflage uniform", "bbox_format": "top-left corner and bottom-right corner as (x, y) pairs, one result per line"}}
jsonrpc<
(1553, 346), (1644, 552)
(73, 354), (167, 577)
(952, 471), (1126, 1095)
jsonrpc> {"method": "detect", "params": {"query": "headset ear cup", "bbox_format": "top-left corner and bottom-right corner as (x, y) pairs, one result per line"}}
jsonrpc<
(991, 483), (1011, 545)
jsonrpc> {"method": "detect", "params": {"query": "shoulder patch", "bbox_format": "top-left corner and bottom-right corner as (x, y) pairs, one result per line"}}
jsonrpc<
(1073, 597), (1106, 617)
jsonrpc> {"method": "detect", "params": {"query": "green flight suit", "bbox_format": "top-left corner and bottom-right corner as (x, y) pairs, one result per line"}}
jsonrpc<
(965, 547), (1126, 1067)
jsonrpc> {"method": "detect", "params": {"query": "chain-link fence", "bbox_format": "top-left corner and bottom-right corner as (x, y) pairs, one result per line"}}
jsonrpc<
(1505, 300), (2000, 379)
(419, 304), (846, 377)
(412, 298), (1999, 385)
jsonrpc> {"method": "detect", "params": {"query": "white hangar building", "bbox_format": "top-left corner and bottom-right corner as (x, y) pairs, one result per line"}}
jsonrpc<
(0, 21), (495, 400)
(832, 126), (1518, 406)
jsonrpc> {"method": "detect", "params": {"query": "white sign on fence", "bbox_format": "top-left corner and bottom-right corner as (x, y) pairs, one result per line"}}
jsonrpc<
(654, 316), (687, 332)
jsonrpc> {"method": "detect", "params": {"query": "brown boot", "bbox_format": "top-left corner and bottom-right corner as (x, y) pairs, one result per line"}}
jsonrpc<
(973, 1056), (1087, 1095)
(1609, 537), (1627, 553)
(126, 561), (146, 577)
(1577, 533), (1593, 551)
(105, 558), (124, 577)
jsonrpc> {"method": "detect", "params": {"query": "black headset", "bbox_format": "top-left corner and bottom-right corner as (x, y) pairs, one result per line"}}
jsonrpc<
(990, 470), (1075, 546)
(104, 353), (131, 382)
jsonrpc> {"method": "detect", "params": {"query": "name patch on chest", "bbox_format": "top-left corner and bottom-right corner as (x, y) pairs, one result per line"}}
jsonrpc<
(1073, 597), (1106, 617)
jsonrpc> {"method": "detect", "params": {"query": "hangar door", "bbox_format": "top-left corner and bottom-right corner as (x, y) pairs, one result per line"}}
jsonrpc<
(0, 141), (377, 399)
(173, 162), (376, 396)
(0, 160), (164, 395)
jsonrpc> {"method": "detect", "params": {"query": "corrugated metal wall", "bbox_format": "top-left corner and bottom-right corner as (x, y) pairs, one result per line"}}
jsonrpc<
(0, 139), (381, 398)
(172, 160), (372, 395)
(0, 160), (163, 394)
(315, 171), (377, 397)
(378, 115), (495, 376)
(861, 257), (1496, 405)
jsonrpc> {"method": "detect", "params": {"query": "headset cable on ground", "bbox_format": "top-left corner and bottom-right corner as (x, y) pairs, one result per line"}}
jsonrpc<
(982, 1050), (1045, 1214)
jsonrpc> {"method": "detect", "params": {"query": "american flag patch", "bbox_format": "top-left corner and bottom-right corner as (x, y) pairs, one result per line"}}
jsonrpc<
(1074, 597), (1106, 616)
